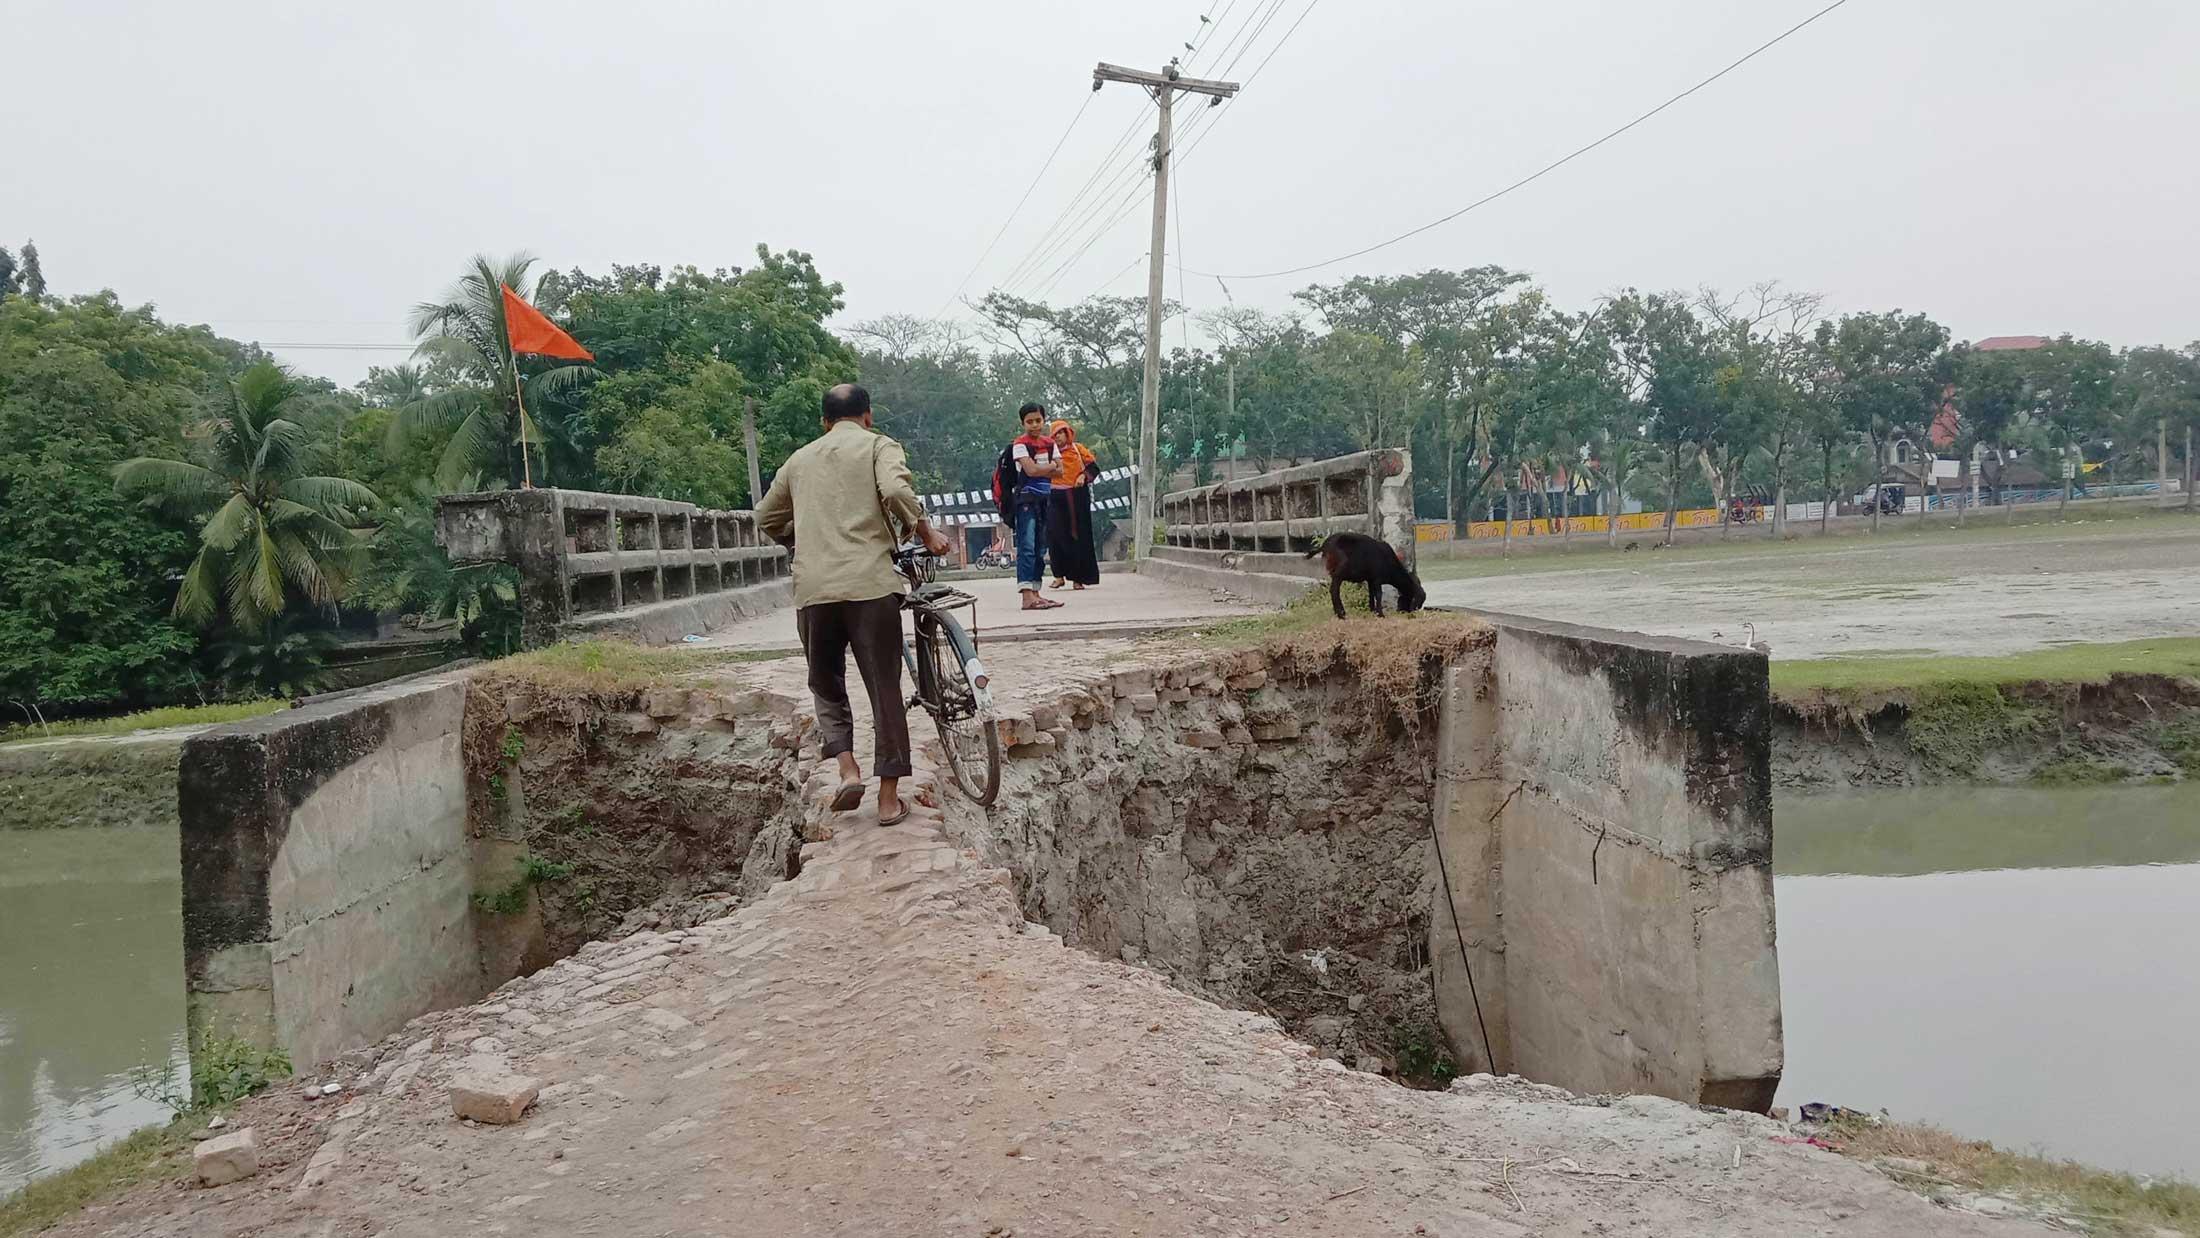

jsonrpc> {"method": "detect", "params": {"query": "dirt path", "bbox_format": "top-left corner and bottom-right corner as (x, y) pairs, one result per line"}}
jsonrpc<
(58, 717), (2053, 1237)
(1425, 522), (2200, 660)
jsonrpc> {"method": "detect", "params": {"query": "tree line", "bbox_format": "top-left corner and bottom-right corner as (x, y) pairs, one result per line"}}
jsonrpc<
(4, 247), (2196, 718)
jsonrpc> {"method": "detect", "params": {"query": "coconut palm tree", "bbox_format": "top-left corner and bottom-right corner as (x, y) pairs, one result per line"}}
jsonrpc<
(393, 254), (597, 490)
(115, 360), (380, 632)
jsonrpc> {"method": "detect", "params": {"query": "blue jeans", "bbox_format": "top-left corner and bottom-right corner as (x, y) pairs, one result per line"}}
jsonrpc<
(1014, 492), (1049, 589)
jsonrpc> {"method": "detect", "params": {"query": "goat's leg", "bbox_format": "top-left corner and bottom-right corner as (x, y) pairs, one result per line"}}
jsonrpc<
(1331, 577), (1346, 621)
(1368, 581), (1384, 616)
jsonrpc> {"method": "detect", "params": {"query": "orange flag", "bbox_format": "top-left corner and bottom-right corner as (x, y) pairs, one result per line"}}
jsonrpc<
(500, 283), (594, 361)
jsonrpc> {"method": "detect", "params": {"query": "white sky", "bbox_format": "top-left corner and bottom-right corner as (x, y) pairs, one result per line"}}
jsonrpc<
(7, 0), (2198, 386)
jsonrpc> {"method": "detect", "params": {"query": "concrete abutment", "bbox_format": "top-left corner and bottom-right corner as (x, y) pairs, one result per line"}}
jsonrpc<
(168, 614), (1781, 1110)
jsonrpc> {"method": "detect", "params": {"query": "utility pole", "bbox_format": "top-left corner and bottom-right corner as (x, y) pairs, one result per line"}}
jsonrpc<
(742, 396), (762, 507)
(1224, 361), (1236, 483)
(1093, 60), (1239, 560)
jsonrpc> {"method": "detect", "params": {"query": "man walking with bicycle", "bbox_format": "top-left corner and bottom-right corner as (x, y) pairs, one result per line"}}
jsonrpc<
(756, 383), (951, 826)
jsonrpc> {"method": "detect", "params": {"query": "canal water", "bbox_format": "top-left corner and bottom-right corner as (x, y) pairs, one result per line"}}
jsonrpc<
(4, 785), (2197, 1197)
(0, 825), (187, 1197)
(1773, 783), (2200, 1181)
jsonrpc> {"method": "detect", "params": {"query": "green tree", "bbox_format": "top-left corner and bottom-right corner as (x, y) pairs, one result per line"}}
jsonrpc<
(1818, 310), (1949, 533)
(2022, 337), (2119, 518)
(0, 292), (229, 708)
(1608, 292), (1721, 546)
(395, 255), (599, 490)
(1296, 267), (1531, 528)
(1945, 344), (2031, 522)
(594, 360), (750, 508)
(2117, 345), (2200, 514)
(18, 241), (46, 301)
(115, 360), (381, 632)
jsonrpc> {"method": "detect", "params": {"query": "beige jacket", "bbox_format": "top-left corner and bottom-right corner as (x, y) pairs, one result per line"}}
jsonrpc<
(754, 420), (924, 608)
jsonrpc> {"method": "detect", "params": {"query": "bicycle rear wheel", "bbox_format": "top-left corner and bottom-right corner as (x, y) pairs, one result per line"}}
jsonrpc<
(917, 612), (1000, 806)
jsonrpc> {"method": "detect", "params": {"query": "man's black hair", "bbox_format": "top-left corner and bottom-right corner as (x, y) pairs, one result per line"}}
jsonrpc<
(1017, 401), (1046, 421)
(823, 383), (872, 423)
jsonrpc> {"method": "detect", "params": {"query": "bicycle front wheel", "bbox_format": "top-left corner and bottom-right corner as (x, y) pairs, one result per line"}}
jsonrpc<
(917, 612), (1000, 807)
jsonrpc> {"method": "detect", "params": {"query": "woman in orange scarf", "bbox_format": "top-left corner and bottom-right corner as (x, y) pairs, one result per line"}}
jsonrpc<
(1045, 419), (1102, 589)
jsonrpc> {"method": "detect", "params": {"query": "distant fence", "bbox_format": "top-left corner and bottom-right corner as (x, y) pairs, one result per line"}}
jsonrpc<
(1159, 448), (1416, 565)
(919, 466), (1140, 529)
(438, 489), (789, 648)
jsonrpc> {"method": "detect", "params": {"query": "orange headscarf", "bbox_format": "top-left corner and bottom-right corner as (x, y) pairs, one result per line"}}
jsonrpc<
(1050, 420), (1096, 488)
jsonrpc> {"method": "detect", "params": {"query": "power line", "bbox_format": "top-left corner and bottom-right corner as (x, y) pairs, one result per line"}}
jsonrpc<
(994, 1), (1259, 299)
(1191, 0), (1854, 281)
(1029, 0), (1314, 302)
(936, 92), (1097, 316)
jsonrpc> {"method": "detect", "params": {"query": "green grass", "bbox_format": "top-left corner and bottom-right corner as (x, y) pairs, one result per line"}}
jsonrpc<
(2032, 753), (2133, 786)
(0, 700), (286, 747)
(1829, 1113), (2200, 1235)
(1420, 502), (2200, 583)
(0, 1121), (197, 1237)
(484, 639), (785, 694)
(1771, 638), (2200, 698)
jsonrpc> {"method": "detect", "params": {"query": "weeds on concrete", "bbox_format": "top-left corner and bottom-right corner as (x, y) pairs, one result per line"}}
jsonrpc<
(1828, 1112), (2200, 1235)
(483, 640), (777, 696)
(473, 852), (577, 915)
(0, 699), (285, 747)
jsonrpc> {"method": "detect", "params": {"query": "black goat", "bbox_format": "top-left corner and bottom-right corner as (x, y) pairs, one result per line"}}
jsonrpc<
(1306, 532), (1426, 619)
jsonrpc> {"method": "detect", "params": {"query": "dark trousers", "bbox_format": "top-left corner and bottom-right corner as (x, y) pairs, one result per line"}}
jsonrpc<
(796, 595), (911, 779)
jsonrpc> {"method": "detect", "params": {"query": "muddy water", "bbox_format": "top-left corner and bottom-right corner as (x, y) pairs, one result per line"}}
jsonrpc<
(1774, 784), (2200, 1180)
(0, 825), (187, 1196)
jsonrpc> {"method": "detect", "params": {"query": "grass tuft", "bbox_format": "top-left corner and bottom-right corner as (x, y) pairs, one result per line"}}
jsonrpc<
(482, 640), (782, 696)
(1829, 1113), (2200, 1235)
(0, 1122), (196, 1237)
(0, 700), (287, 747)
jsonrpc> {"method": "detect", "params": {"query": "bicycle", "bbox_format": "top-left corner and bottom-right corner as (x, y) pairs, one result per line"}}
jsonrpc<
(893, 542), (1001, 806)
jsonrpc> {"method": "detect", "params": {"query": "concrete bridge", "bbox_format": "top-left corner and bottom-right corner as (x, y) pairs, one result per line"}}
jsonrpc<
(21, 452), (2052, 1234)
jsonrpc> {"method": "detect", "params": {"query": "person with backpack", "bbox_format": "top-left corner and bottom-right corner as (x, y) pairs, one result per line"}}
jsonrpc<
(996, 401), (1065, 610)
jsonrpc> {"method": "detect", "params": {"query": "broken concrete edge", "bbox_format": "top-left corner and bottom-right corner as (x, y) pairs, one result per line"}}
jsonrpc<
(1135, 553), (1318, 609)
(1429, 615), (1780, 1111)
(175, 611), (1778, 1120)
(561, 578), (793, 646)
(177, 657), (826, 1073)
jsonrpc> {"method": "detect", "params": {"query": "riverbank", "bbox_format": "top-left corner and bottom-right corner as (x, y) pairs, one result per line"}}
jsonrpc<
(1772, 640), (2200, 789)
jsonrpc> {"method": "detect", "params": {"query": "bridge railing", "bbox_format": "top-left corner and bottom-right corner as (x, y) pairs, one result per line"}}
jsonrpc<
(1159, 447), (1415, 566)
(438, 488), (789, 647)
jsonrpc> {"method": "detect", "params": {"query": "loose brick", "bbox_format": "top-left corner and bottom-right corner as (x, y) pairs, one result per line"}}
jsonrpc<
(449, 1072), (543, 1125)
(194, 1128), (260, 1186)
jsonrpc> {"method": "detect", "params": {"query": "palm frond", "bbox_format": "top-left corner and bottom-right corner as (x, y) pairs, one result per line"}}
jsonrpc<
(113, 457), (226, 516)
(280, 475), (383, 518)
(270, 528), (339, 605)
(389, 388), (487, 453)
(437, 407), (509, 492)
(174, 549), (225, 628)
(224, 527), (288, 632)
(525, 363), (600, 406)
(250, 416), (313, 483)
(201, 492), (260, 551)
(410, 333), (492, 372)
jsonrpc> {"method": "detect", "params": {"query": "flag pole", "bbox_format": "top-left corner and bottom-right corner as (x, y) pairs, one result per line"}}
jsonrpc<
(510, 347), (533, 489)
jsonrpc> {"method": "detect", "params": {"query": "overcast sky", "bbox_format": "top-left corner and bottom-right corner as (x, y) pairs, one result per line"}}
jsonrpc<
(9, 0), (2198, 386)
